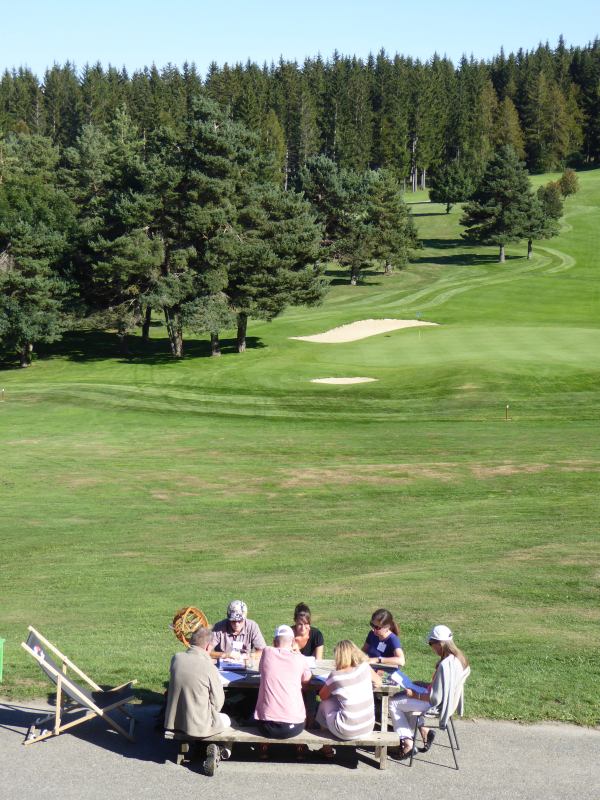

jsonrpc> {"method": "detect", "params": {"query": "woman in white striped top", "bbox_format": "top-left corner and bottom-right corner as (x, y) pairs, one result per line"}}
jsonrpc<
(316, 640), (381, 741)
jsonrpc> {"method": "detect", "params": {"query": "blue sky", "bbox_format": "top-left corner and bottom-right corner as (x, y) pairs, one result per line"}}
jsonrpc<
(2, 0), (596, 77)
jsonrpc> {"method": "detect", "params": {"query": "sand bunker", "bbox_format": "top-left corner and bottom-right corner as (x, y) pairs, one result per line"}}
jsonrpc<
(291, 318), (438, 343)
(310, 377), (378, 385)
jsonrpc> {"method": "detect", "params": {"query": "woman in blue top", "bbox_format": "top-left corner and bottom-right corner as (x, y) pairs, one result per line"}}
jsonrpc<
(362, 608), (405, 667)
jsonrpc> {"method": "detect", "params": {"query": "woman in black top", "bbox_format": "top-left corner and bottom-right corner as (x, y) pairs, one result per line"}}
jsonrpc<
(292, 603), (324, 658)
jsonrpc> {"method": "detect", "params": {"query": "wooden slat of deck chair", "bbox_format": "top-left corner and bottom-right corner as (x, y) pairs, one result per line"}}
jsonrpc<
(21, 626), (137, 745)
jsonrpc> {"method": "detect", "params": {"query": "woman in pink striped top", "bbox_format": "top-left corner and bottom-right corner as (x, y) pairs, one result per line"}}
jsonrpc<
(317, 640), (381, 741)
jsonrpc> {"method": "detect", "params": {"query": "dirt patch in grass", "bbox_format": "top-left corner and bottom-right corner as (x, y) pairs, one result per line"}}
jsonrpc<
(67, 476), (103, 488)
(70, 442), (123, 457)
(557, 459), (600, 472)
(506, 542), (600, 566)
(281, 463), (457, 488)
(472, 460), (600, 479)
(471, 462), (550, 478)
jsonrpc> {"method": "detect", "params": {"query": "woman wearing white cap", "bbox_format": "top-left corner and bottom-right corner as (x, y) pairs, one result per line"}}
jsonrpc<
(388, 624), (469, 759)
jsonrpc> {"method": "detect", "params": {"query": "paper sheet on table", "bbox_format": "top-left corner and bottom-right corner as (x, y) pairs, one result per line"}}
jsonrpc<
(389, 670), (427, 694)
(218, 670), (250, 684)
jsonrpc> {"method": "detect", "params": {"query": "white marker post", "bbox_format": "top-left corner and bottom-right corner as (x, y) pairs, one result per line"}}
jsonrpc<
(505, 404), (510, 421)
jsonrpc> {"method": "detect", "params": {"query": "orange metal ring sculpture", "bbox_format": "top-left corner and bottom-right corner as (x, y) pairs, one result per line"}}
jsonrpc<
(171, 606), (209, 647)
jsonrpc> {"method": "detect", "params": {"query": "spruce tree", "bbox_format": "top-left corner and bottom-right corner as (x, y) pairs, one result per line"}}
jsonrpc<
(495, 96), (526, 159)
(429, 162), (473, 213)
(461, 145), (539, 262)
(367, 169), (418, 273)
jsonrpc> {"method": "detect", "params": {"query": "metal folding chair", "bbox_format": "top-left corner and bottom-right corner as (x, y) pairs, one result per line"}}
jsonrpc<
(409, 665), (470, 769)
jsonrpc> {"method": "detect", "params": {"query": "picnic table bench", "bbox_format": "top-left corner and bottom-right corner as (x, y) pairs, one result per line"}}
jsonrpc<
(165, 725), (400, 770)
(165, 659), (404, 772)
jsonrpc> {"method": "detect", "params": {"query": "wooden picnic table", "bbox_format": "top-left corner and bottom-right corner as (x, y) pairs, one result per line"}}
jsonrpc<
(216, 658), (404, 764)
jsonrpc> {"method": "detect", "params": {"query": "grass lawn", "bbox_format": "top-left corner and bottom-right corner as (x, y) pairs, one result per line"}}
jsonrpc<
(1, 170), (599, 725)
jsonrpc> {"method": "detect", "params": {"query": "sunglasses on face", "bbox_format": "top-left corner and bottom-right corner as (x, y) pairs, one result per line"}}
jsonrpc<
(370, 623), (384, 630)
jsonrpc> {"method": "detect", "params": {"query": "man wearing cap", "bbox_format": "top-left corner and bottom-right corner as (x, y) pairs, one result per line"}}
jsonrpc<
(254, 624), (312, 740)
(210, 600), (267, 662)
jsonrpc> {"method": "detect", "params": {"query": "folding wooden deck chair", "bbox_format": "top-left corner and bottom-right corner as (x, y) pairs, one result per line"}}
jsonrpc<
(21, 626), (137, 745)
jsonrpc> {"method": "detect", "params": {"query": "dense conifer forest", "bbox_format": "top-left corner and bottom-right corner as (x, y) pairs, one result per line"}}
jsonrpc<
(1, 37), (599, 185)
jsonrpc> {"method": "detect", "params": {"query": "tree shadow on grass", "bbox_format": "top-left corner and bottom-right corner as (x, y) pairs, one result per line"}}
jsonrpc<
(0, 357), (22, 372)
(324, 267), (383, 287)
(35, 330), (266, 365)
(414, 237), (516, 267)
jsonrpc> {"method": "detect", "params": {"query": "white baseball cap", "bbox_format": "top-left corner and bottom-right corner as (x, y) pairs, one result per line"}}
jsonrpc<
(274, 624), (294, 639)
(427, 624), (453, 643)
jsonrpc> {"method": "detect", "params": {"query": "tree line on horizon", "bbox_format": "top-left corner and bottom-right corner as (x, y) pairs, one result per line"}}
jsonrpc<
(1, 36), (599, 188)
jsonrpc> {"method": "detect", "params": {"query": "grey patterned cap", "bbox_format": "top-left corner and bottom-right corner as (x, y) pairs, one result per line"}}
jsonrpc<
(227, 600), (248, 621)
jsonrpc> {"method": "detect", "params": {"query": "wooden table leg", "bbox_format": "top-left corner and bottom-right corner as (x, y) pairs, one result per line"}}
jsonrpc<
(376, 694), (390, 768)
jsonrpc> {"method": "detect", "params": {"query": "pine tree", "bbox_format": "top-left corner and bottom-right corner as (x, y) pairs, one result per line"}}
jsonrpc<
(0, 134), (74, 365)
(222, 184), (325, 351)
(64, 110), (164, 352)
(461, 145), (539, 262)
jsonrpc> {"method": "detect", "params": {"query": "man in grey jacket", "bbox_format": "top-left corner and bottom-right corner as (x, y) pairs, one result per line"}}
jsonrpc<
(165, 626), (230, 773)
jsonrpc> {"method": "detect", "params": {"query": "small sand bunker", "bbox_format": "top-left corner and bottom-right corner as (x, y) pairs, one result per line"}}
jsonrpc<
(311, 377), (378, 385)
(291, 318), (438, 343)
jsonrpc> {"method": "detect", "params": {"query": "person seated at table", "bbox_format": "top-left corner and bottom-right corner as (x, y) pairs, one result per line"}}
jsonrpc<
(165, 626), (230, 738)
(292, 602), (324, 659)
(291, 602), (323, 727)
(254, 624), (312, 749)
(211, 600), (266, 662)
(362, 608), (405, 667)
(388, 624), (469, 759)
(316, 640), (381, 755)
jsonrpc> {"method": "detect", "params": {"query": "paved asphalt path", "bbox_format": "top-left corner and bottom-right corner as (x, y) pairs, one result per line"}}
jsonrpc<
(1, 700), (598, 799)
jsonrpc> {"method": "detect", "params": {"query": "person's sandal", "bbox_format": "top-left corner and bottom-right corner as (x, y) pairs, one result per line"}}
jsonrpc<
(421, 729), (436, 752)
(398, 739), (416, 760)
